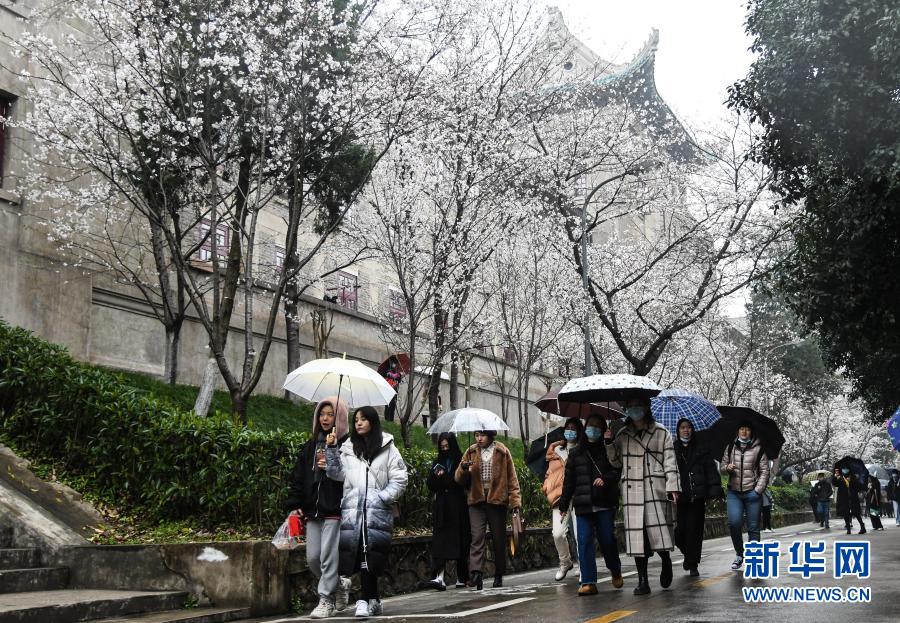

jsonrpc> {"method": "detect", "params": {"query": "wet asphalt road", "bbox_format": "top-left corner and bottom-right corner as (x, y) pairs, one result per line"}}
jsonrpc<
(259, 520), (900, 623)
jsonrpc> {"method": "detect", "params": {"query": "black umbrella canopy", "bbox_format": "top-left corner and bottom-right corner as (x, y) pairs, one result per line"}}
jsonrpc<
(835, 456), (869, 487)
(700, 406), (785, 460)
(534, 389), (624, 419)
(526, 426), (566, 481)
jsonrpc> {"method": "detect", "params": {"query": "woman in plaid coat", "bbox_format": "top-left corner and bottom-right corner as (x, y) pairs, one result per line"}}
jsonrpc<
(605, 397), (681, 595)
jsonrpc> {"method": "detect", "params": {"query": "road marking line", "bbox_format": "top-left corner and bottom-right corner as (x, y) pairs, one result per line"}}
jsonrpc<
(584, 610), (637, 623)
(277, 597), (538, 620)
(693, 572), (732, 588)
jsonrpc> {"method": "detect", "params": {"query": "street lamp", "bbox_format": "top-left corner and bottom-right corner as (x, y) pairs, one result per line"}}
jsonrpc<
(762, 339), (805, 417)
(580, 196), (593, 376)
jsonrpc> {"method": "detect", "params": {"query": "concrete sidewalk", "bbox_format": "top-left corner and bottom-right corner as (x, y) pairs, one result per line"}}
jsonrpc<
(254, 518), (900, 622)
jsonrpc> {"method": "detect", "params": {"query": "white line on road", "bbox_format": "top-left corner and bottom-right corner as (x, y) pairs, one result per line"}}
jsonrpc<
(273, 597), (537, 621)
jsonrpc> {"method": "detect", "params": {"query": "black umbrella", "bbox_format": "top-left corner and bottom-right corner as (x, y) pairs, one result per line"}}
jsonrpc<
(835, 456), (869, 488)
(700, 406), (785, 460)
(526, 426), (566, 481)
(534, 389), (624, 419)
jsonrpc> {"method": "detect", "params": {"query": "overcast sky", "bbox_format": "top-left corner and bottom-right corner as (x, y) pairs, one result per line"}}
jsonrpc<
(556, 0), (755, 128)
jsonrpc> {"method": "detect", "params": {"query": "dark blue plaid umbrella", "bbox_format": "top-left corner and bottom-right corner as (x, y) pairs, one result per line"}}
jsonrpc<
(651, 388), (721, 437)
(888, 407), (900, 452)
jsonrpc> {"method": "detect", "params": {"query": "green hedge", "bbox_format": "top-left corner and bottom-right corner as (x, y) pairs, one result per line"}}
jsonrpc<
(0, 321), (550, 532)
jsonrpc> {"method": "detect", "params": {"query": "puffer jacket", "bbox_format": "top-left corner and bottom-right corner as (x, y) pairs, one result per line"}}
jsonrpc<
(720, 439), (769, 495)
(541, 441), (571, 508)
(558, 440), (620, 516)
(326, 432), (408, 576)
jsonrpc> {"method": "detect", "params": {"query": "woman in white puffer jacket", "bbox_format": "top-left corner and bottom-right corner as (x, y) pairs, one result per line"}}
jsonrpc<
(326, 406), (407, 618)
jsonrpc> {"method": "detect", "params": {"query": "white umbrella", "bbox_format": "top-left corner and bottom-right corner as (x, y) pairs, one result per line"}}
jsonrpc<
(414, 365), (451, 381)
(427, 407), (510, 434)
(559, 373), (662, 404)
(283, 357), (396, 407)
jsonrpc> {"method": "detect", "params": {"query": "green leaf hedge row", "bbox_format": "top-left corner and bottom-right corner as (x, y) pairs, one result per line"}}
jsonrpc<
(0, 321), (550, 531)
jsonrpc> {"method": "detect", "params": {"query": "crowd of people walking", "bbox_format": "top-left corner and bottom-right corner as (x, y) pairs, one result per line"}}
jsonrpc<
(283, 395), (893, 618)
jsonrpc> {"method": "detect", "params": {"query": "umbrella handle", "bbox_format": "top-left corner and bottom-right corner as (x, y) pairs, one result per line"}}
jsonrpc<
(335, 375), (345, 425)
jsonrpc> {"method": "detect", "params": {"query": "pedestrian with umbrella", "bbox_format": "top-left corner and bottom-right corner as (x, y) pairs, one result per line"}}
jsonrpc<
(453, 416), (521, 591)
(865, 474), (885, 531)
(542, 417), (583, 583)
(558, 414), (623, 595)
(719, 420), (770, 571)
(887, 469), (900, 526)
(833, 456), (866, 535)
(283, 396), (351, 619)
(424, 433), (470, 590)
(326, 406), (408, 618)
(672, 418), (723, 577)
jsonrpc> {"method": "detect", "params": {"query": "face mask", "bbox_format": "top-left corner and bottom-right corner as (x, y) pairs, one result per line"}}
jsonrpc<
(563, 430), (578, 442)
(737, 436), (751, 444)
(679, 436), (691, 444)
(585, 426), (602, 441)
(841, 468), (850, 475)
(625, 406), (644, 421)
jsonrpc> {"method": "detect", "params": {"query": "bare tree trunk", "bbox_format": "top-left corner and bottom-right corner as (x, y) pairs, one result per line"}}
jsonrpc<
(194, 357), (218, 416)
(449, 349), (460, 409)
(162, 321), (182, 386)
(312, 308), (334, 359)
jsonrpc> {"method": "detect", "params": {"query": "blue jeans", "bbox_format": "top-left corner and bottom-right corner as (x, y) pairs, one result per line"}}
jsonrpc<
(575, 510), (621, 584)
(817, 501), (830, 527)
(727, 489), (761, 556)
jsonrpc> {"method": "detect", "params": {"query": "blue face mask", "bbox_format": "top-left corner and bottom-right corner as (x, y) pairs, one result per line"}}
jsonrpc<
(625, 406), (644, 421)
(563, 430), (578, 442)
(585, 426), (602, 441)
(841, 468), (850, 475)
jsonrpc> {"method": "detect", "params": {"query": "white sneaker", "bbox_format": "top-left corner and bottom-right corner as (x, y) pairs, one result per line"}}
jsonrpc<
(368, 599), (383, 616)
(334, 577), (351, 611)
(555, 561), (574, 581)
(354, 599), (369, 617)
(310, 597), (335, 619)
(731, 556), (743, 571)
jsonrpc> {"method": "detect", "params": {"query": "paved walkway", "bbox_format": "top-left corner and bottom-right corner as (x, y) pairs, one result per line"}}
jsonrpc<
(257, 519), (900, 622)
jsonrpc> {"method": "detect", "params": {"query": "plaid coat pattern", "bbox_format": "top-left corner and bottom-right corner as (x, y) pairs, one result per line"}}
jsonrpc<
(606, 421), (681, 556)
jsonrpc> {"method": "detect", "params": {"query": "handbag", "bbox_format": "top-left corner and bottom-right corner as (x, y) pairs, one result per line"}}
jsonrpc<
(508, 512), (526, 556)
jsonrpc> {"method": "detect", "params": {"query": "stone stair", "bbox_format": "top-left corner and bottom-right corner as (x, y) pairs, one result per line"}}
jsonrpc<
(0, 526), (249, 623)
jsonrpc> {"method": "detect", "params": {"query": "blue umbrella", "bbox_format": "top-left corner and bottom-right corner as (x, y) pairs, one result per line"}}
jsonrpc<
(887, 407), (900, 452)
(651, 388), (721, 437)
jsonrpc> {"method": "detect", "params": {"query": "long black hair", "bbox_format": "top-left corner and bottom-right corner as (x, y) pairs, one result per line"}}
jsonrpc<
(350, 406), (383, 461)
(436, 432), (462, 471)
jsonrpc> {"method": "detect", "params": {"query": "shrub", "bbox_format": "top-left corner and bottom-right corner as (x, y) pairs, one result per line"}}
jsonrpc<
(0, 321), (550, 532)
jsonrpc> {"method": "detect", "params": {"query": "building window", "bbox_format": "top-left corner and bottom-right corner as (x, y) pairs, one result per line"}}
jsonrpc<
(336, 271), (358, 311)
(274, 247), (286, 270)
(573, 174), (589, 197)
(0, 93), (15, 188)
(388, 288), (406, 321)
(198, 219), (230, 262)
(503, 347), (518, 363)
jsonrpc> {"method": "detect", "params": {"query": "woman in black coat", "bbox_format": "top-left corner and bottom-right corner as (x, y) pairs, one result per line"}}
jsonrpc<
(425, 433), (470, 590)
(865, 475), (884, 531)
(833, 467), (866, 535)
(672, 418), (723, 577)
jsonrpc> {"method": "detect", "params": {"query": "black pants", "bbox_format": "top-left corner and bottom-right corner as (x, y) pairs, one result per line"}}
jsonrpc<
(761, 505), (773, 530)
(384, 397), (397, 422)
(868, 512), (883, 530)
(674, 499), (706, 568)
(355, 538), (379, 600)
(432, 556), (469, 583)
(843, 510), (864, 532)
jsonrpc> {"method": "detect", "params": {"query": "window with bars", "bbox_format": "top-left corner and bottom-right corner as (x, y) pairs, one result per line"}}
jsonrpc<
(336, 271), (358, 311)
(198, 219), (230, 262)
(0, 94), (15, 188)
(573, 174), (589, 198)
(503, 347), (518, 363)
(274, 247), (286, 270)
(388, 288), (406, 321)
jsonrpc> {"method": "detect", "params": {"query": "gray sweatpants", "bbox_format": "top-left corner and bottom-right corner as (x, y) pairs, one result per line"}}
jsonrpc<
(306, 518), (341, 599)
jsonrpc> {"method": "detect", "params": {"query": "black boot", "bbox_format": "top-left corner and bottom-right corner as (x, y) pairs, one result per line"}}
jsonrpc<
(689, 566), (700, 577)
(492, 575), (503, 588)
(470, 571), (483, 591)
(659, 552), (673, 589)
(633, 557), (651, 595)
